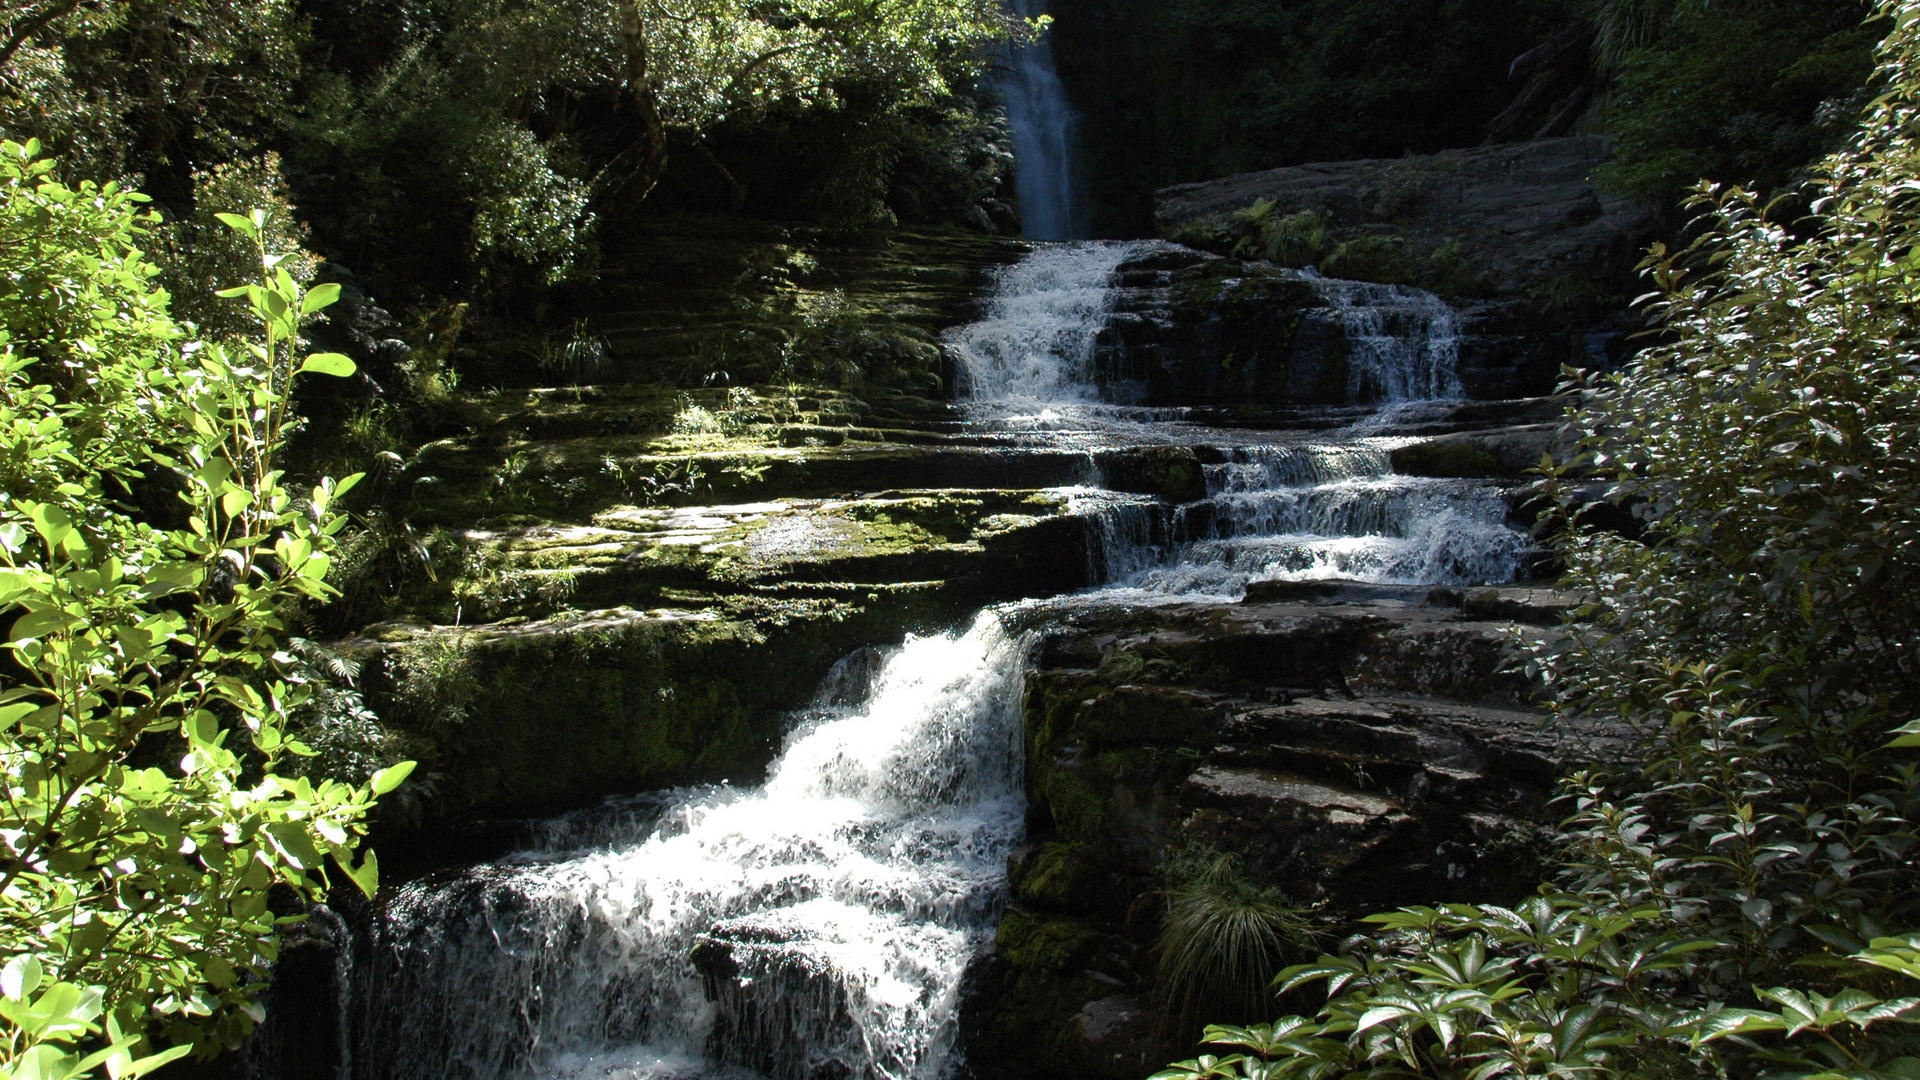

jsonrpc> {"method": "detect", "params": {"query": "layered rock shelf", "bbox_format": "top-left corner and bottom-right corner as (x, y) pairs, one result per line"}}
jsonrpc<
(252, 223), (1630, 1080)
(963, 585), (1619, 1078)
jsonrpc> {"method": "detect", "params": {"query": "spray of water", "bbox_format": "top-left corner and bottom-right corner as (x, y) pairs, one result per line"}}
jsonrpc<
(1306, 277), (1465, 403)
(354, 614), (1031, 1080)
(945, 241), (1152, 408)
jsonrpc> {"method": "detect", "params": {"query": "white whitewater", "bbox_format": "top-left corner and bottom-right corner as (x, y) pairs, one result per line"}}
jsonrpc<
(945, 241), (1148, 407)
(998, 0), (1080, 240)
(351, 243), (1525, 1080)
(952, 242), (1525, 595)
(1309, 277), (1465, 403)
(356, 614), (1031, 1080)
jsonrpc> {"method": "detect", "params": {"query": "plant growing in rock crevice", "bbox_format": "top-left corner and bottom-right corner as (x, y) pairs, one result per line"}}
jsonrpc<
(1156, 849), (1320, 1029)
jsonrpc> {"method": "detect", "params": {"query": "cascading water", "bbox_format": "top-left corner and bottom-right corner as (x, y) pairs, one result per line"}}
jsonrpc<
(949, 242), (1526, 596)
(1307, 277), (1465, 403)
(341, 242), (1527, 1080)
(944, 241), (1148, 407)
(997, 0), (1081, 240)
(353, 614), (1031, 1080)
(1134, 452), (1528, 596)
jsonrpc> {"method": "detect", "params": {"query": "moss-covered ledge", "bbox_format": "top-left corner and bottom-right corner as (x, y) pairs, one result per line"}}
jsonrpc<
(352, 595), (920, 822)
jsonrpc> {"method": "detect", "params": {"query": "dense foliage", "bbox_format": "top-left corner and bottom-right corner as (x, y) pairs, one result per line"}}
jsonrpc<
(1157, 0), (1920, 1075)
(1600, 0), (1880, 207)
(0, 0), (1020, 354)
(0, 140), (407, 1077)
(1045, 0), (1878, 235)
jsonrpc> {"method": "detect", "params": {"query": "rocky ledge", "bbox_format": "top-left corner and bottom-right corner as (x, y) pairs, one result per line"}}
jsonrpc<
(1154, 136), (1657, 299)
(1089, 246), (1588, 405)
(962, 582), (1621, 1080)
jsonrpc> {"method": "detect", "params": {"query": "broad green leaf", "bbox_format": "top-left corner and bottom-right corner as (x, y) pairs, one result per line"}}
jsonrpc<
(214, 212), (258, 236)
(341, 847), (379, 899)
(371, 760), (417, 795)
(11, 606), (79, 641)
(300, 282), (341, 315)
(297, 353), (356, 378)
(2, 955), (43, 1002)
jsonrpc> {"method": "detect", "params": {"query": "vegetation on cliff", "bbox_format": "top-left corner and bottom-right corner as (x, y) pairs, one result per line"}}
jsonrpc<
(1156, 2), (1920, 1076)
(0, 0), (1023, 379)
(1052, 0), (1877, 234)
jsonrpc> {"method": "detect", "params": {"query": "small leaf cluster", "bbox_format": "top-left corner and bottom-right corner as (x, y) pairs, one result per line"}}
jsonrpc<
(1156, 903), (1920, 1080)
(1154, 896), (1720, 1080)
(0, 955), (187, 1080)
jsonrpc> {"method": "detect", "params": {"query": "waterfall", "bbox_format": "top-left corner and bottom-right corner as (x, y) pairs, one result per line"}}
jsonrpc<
(1126, 446), (1528, 596)
(998, 0), (1081, 240)
(944, 241), (1150, 407)
(353, 613), (1031, 1080)
(1306, 277), (1465, 403)
(945, 242), (1524, 595)
(334, 243), (1527, 1080)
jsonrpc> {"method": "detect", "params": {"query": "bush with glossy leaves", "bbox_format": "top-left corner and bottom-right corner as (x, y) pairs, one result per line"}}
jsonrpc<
(0, 139), (408, 1074)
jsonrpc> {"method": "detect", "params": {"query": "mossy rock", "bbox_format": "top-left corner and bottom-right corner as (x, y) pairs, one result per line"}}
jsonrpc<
(996, 909), (1105, 975)
(356, 588), (962, 818)
(1010, 841), (1120, 913)
(1390, 439), (1508, 478)
(1389, 425), (1560, 480)
(1095, 446), (1208, 503)
(1072, 686), (1221, 752)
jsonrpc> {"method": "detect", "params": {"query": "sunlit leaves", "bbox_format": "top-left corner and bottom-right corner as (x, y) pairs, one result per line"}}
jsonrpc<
(0, 142), (410, 1073)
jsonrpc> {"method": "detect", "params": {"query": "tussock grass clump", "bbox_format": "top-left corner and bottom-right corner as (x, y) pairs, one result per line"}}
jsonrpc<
(1156, 851), (1317, 1025)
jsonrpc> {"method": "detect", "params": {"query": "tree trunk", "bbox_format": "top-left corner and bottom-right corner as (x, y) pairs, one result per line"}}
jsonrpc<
(615, 0), (670, 198)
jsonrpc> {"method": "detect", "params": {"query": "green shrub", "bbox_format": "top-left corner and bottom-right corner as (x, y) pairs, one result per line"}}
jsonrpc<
(151, 154), (321, 344)
(0, 140), (407, 1073)
(1422, 240), (1493, 299)
(1252, 209), (1337, 269)
(1321, 235), (1420, 286)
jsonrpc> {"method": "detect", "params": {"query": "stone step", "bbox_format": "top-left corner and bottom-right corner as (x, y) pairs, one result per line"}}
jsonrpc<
(426, 489), (1148, 625)
(402, 438), (1224, 527)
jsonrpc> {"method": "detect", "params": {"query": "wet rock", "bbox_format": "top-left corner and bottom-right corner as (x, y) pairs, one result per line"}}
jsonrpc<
(1390, 424), (1567, 479)
(691, 919), (875, 1080)
(1088, 245), (1585, 407)
(1069, 997), (1170, 1080)
(1155, 137), (1657, 299)
(1426, 586), (1580, 625)
(975, 585), (1625, 1074)
(1092, 257), (1335, 408)
(1096, 445), (1210, 502)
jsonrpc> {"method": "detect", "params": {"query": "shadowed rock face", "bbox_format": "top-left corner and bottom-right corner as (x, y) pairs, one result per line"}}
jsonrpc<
(962, 584), (1624, 1078)
(1154, 136), (1658, 298)
(1086, 245), (1588, 406)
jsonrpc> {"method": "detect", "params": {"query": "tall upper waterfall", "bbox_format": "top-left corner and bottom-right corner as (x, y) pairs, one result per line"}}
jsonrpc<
(999, 0), (1081, 240)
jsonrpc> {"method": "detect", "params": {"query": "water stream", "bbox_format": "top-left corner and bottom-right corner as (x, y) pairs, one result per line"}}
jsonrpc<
(355, 617), (1030, 1080)
(338, 243), (1527, 1080)
(998, 0), (1081, 240)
